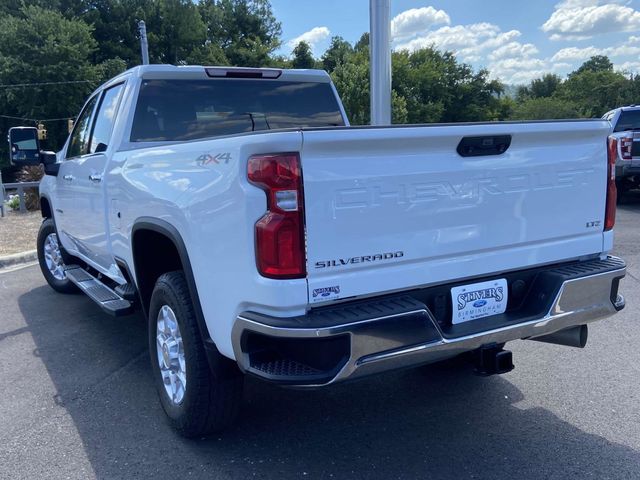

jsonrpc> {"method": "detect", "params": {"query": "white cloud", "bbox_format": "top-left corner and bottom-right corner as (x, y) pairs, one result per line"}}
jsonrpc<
(542, 1), (640, 40)
(618, 60), (640, 72)
(391, 7), (450, 40)
(383, 3), (640, 84)
(489, 42), (539, 61)
(393, 20), (555, 84)
(287, 26), (331, 54)
(392, 18), (556, 84)
(395, 22), (521, 62)
(552, 39), (640, 61)
(488, 58), (572, 84)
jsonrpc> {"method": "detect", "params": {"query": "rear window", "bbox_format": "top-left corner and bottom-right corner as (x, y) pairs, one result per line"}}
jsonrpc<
(613, 110), (640, 132)
(130, 79), (345, 142)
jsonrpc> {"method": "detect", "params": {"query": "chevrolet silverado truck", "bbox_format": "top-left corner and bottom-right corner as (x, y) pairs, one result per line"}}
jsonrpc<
(8, 65), (626, 437)
(602, 105), (640, 197)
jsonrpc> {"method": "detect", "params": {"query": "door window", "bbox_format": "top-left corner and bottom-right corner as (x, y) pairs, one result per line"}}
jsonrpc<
(66, 95), (99, 159)
(90, 83), (125, 153)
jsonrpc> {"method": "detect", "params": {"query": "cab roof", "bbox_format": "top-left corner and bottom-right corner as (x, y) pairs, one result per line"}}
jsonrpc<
(107, 64), (331, 86)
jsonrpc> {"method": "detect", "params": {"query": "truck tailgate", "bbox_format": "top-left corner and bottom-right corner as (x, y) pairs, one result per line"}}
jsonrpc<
(301, 121), (610, 304)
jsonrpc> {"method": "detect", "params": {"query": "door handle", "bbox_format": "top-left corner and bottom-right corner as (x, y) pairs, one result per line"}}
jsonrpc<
(63, 175), (74, 181)
(89, 174), (102, 183)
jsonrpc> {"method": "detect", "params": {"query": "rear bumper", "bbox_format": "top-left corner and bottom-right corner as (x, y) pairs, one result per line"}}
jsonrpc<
(232, 256), (626, 386)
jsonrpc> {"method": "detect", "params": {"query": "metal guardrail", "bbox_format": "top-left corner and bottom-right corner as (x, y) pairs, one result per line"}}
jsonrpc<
(1, 181), (40, 215)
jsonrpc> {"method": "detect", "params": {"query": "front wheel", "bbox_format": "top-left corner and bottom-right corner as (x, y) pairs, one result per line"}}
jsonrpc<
(148, 271), (243, 437)
(37, 218), (77, 293)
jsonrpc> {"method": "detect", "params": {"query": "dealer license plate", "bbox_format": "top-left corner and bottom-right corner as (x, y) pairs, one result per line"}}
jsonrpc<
(451, 278), (508, 325)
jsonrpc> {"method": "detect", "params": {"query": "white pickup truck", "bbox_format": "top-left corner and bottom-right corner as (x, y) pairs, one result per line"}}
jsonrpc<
(9, 65), (626, 437)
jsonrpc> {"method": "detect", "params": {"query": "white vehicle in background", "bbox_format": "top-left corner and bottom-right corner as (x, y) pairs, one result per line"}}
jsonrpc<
(8, 65), (626, 437)
(603, 105), (640, 196)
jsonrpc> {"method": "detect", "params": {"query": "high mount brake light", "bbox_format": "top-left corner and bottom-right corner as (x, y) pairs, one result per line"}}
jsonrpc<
(605, 137), (618, 231)
(205, 68), (282, 79)
(248, 153), (306, 279)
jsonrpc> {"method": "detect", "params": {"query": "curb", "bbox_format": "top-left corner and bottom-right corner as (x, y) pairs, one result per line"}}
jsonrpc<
(0, 250), (38, 269)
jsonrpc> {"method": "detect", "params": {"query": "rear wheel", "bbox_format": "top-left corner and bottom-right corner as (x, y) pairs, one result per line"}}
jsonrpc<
(148, 271), (243, 437)
(37, 218), (77, 293)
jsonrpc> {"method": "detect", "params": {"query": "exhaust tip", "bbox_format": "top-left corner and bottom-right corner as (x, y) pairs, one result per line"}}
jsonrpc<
(529, 325), (588, 349)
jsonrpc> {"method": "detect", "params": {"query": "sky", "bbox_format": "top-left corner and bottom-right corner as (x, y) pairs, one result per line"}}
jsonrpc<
(270, 0), (640, 84)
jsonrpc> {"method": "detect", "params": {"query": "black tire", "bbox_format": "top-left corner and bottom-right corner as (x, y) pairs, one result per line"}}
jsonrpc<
(148, 271), (243, 437)
(36, 218), (78, 294)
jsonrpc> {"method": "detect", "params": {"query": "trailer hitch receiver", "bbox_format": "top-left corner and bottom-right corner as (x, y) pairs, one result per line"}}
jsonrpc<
(473, 344), (514, 376)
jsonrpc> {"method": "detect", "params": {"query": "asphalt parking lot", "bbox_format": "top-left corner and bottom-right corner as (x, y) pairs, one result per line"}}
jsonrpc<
(0, 196), (639, 480)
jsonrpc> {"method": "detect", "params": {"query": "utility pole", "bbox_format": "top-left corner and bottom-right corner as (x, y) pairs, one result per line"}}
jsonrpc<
(369, 0), (392, 125)
(138, 20), (150, 65)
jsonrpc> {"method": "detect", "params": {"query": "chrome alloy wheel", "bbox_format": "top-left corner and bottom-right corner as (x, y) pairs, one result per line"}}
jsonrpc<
(156, 305), (187, 405)
(43, 233), (66, 280)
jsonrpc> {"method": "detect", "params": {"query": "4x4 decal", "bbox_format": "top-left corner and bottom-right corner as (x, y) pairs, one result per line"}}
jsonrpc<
(197, 152), (232, 166)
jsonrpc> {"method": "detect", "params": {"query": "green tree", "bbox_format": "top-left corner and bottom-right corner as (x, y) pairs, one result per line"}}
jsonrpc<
(80, 0), (152, 67)
(321, 36), (353, 73)
(0, 5), (111, 170)
(393, 47), (505, 123)
(186, 43), (228, 66)
(557, 56), (632, 116)
(332, 38), (506, 125)
(152, 0), (207, 64)
(391, 90), (408, 124)
(197, 0), (281, 67)
(354, 33), (369, 53)
(570, 55), (613, 77)
(330, 46), (411, 125)
(509, 97), (581, 120)
(331, 51), (370, 124)
(291, 41), (315, 69)
(517, 73), (562, 102)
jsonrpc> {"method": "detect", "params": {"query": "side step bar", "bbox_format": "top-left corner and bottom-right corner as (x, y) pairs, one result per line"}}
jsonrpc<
(65, 265), (134, 316)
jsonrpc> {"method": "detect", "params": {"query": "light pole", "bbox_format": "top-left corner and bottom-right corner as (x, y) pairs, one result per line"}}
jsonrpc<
(369, 0), (392, 125)
(139, 20), (150, 65)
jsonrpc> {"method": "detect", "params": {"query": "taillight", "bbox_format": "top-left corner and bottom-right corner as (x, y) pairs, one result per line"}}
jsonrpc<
(620, 136), (633, 160)
(248, 153), (306, 278)
(605, 136), (618, 231)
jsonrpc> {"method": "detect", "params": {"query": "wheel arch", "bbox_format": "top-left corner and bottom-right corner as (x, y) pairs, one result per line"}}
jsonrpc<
(40, 195), (52, 218)
(131, 218), (215, 350)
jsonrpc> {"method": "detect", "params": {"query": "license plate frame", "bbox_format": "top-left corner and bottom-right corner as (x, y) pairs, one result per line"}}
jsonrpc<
(451, 278), (508, 325)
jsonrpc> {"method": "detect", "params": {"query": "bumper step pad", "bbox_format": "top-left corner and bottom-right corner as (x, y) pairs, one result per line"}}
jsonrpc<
(65, 265), (133, 316)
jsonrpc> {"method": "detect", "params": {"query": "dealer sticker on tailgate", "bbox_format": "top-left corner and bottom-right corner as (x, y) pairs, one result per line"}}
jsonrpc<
(451, 278), (508, 325)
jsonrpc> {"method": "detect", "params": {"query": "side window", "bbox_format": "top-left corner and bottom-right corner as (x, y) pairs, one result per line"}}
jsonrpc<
(89, 83), (125, 153)
(66, 95), (99, 159)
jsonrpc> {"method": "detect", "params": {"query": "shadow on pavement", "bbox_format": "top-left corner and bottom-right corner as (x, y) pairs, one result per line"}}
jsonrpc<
(18, 284), (640, 480)
(617, 189), (640, 211)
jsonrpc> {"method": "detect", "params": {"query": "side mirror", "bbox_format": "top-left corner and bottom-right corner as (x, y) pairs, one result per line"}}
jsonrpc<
(8, 127), (41, 166)
(41, 151), (59, 176)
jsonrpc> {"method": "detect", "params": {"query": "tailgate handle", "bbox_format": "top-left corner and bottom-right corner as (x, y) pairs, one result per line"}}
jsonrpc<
(457, 135), (511, 157)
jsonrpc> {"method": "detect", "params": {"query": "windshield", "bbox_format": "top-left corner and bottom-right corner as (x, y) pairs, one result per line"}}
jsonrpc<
(130, 79), (345, 142)
(613, 110), (640, 132)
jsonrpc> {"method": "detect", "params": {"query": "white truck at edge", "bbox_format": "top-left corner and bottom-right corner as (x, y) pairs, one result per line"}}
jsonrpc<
(9, 65), (626, 437)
